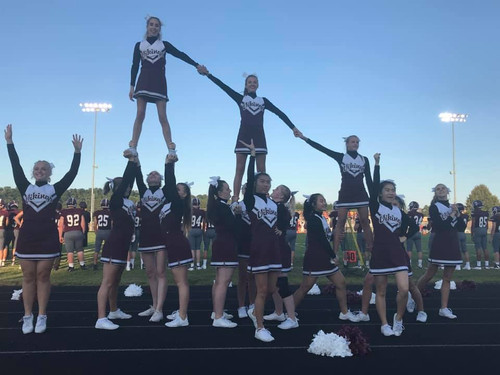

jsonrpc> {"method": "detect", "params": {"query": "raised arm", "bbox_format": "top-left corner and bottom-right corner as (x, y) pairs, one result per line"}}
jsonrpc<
(54, 134), (83, 197)
(369, 153), (381, 208)
(263, 97), (298, 131)
(163, 154), (178, 203)
(5, 125), (30, 194)
(241, 140), (256, 210)
(135, 162), (147, 198)
(110, 159), (137, 210)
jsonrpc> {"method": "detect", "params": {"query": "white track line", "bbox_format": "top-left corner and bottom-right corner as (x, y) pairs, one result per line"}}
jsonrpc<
(2, 343), (500, 355)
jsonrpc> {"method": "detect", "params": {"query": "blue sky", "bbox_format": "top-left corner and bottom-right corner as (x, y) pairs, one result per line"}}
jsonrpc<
(1, 0), (499, 206)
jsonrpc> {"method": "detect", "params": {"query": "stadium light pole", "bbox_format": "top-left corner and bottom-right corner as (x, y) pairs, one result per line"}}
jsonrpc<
(79, 102), (112, 224)
(439, 112), (468, 204)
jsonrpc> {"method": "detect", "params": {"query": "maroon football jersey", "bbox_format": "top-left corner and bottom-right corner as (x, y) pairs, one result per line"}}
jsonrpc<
(60, 208), (85, 232)
(93, 209), (112, 230)
(191, 207), (206, 229)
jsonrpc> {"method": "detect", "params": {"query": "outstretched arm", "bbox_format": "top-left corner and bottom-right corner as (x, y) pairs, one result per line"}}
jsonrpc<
(299, 135), (344, 164)
(5, 124), (30, 193)
(164, 41), (200, 68)
(263, 98), (300, 134)
(199, 67), (243, 104)
(54, 134), (83, 197)
(368, 153), (380, 214)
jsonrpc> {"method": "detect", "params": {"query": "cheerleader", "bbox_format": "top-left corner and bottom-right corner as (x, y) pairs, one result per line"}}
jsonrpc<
(285, 193), (300, 266)
(471, 200), (490, 269)
(188, 197), (206, 270)
(95, 156), (137, 330)
(5, 124), (82, 334)
(207, 177), (240, 328)
(125, 16), (203, 157)
(490, 206), (500, 269)
(92, 199), (112, 270)
(160, 154), (193, 328)
(134, 162), (171, 322)
(264, 185), (299, 330)
(0, 199), (9, 267)
(198, 66), (301, 202)
(456, 204), (471, 270)
(368, 153), (418, 336)
(296, 132), (374, 260)
(416, 184), (465, 319)
(407, 201), (424, 269)
(235, 184), (256, 318)
(292, 194), (359, 325)
(240, 139), (282, 342)
(59, 197), (86, 271)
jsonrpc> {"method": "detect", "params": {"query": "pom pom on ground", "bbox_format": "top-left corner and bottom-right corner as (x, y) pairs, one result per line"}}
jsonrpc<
(124, 284), (143, 297)
(337, 325), (371, 356)
(457, 280), (477, 291)
(307, 330), (353, 358)
(11, 289), (22, 301)
(307, 283), (321, 295)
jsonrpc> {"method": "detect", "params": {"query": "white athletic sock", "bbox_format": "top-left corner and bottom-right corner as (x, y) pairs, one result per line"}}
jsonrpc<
(418, 259), (423, 267)
(126, 261), (130, 268)
(465, 262), (470, 267)
(485, 261), (489, 267)
(202, 259), (207, 266)
(477, 261), (481, 267)
(80, 261), (85, 266)
(69, 263), (74, 268)
(130, 258), (135, 266)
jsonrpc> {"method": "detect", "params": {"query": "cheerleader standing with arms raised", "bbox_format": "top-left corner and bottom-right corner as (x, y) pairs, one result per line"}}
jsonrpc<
(135, 162), (170, 322)
(198, 66), (301, 202)
(368, 153), (417, 336)
(160, 154), (193, 327)
(417, 184), (465, 319)
(207, 177), (240, 327)
(95, 155), (137, 330)
(296, 132), (373, 261)
(125, 16), (203, 157)
(5, 124), (82, 334)
(241, 139), (282, 342)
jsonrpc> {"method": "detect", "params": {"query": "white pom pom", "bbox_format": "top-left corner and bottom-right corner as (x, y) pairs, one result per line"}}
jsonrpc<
(124, 284), (143, 297)
(307, 283), (321, 295)
(307, 330), (353, 358)
(434, 279), (443, 289)
(11, 289), (22, 300)
(450, 280), (456, 290)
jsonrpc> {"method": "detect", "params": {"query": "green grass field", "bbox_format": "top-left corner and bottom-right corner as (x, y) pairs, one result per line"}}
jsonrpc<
(0, 233), (498, 286)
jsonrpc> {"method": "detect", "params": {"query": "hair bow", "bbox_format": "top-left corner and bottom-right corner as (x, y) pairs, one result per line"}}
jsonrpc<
(208, 176), (220, 187)
(106, 177), (114, 191)
(303, 194), (311, 202)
